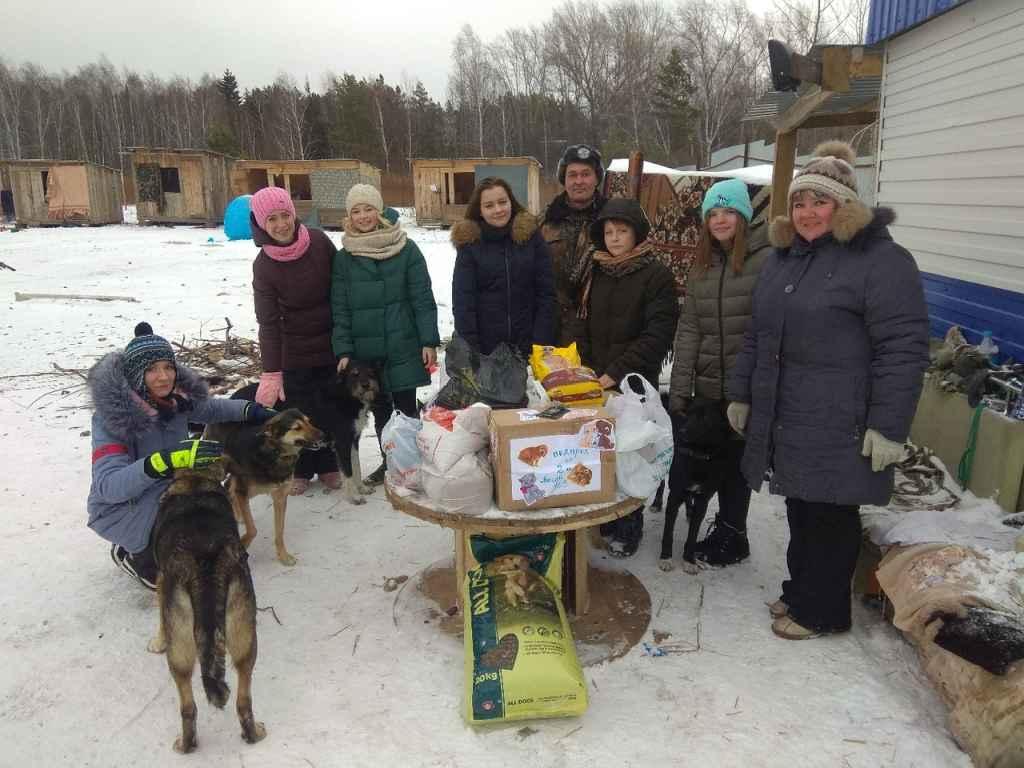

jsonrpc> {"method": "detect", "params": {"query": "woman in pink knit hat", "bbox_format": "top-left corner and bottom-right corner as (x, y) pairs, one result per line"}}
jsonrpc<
(250, 186), (342, 494)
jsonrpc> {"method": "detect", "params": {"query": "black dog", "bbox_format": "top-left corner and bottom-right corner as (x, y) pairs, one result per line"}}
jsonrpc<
(660, 398), (735, 573)
(233, 363), (381, 504)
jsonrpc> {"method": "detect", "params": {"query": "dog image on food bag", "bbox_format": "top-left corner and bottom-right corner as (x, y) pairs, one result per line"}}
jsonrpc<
(146, 463), (265, 754)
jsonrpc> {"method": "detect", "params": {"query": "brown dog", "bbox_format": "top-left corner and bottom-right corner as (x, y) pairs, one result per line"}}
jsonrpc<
(147, 464), (265, 753)
(204, 409), (324, 566)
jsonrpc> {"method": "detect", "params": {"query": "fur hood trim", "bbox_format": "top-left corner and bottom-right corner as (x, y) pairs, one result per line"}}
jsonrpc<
(450, 212), (538, 247)
(769, 201), (890, 249)
(87, 352), (210, 441)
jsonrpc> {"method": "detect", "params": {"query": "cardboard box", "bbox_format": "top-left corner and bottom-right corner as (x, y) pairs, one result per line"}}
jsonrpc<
(490, 407), (617, 511)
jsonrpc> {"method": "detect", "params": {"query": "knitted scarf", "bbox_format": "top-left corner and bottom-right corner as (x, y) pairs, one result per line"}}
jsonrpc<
(342, 214), (407, 260)
(262, 223), (311, 262)
(578, 239), (656, 319)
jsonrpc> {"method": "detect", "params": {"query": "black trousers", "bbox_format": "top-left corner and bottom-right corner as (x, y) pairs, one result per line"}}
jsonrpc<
(371, 388), (419, 448)
(283, 366), (340, 480)
(665, 437), (751, 532)
(782, 499), (862, 632)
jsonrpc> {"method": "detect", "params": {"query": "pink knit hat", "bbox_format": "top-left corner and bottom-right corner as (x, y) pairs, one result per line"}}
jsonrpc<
(250, 187), (295, 229)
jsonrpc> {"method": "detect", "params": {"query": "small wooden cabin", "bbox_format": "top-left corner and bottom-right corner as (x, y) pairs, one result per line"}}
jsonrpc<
(412, 157), (542, 227)
(127, 148), (233, 225)
(0, 160), (123, 226)
(230, 159), (381, 228)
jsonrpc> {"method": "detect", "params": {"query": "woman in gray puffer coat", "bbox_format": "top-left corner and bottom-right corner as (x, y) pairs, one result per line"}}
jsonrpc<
(727, 142), (930, 640)
(666, 178), (770, 570)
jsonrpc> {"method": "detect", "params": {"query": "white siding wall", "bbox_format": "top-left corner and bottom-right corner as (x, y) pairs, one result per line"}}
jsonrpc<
(876, 0), (1024, 292)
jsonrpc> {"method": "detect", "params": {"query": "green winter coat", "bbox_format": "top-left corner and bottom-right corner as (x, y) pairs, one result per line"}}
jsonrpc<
(331, 208), (440, 394)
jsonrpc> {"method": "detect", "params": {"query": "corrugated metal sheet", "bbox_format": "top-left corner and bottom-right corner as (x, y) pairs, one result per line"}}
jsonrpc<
(876, 0), (1024, 354)
(743, 77), (881, 123)
(866, 0), (966, 44)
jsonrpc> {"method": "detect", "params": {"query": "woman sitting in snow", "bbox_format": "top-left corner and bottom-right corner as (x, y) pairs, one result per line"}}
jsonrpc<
(331, 184), (440, 485)
(87, 322), (274, 589)
(250, 186), (343, 495)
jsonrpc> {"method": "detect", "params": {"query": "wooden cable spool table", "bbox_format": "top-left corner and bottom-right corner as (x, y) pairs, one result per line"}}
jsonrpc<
(385, 484), (644, 615)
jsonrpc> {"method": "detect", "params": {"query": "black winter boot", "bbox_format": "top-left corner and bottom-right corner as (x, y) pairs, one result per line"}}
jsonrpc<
(694, 519), (749, 566)
(609, 510), (644, 558)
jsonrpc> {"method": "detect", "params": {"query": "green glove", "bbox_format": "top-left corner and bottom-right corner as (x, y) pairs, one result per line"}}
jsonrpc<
(144, 439), (223, 479)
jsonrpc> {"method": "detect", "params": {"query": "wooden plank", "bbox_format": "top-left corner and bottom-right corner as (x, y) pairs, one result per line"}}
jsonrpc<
(820, 47), (851, 92)
(770, 131), (797, 220)
(771, 87), (833, 133)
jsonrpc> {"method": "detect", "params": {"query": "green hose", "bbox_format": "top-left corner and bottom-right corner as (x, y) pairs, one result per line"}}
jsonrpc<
(957, 403), (985, 489)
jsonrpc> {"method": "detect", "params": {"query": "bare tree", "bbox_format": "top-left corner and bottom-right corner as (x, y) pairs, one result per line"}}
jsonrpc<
(449, 24), (494, 156)
(676, 0), (766, 167)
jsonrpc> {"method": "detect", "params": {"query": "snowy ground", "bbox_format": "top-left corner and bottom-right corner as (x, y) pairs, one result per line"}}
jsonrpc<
(0, 219), (973, 767)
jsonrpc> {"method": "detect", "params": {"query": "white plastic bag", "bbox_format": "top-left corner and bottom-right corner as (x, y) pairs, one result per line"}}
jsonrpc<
(422, 450), (494, 515)
(381, 410), (424, 490)
(416, 403), (491, 473)
(606, 373), (674, 499)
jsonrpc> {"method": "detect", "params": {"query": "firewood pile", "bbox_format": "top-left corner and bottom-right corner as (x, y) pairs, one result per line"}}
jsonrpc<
(172, 318), (262, 394)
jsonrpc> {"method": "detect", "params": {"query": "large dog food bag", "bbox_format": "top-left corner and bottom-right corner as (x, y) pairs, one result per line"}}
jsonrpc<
(463, 533), (587, 724)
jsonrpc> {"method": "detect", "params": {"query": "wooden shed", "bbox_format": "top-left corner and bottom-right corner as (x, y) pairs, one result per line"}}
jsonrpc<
(230, 159), (381, 229)
(0, 160), (123, 226)
(127, 147), (233, 225)
(412, 157), (542, 227)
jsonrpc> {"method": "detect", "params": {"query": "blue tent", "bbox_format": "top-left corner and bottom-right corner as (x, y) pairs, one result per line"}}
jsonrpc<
(224, 195), (252, 240)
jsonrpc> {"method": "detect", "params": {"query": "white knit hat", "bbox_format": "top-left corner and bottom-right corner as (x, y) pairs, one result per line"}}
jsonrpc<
(345, 184), (383, 214)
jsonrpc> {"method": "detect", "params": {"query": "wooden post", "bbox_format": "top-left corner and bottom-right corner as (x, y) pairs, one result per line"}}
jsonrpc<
(627, 151), (644, 200)
(770, 131), (798, 220)
(573, 529), (590, 615)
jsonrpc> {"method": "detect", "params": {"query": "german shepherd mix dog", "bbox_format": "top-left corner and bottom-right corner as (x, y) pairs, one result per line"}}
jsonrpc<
(204, 407), (324, 565)
(147, 464), (266, 754)
(232, 363), (381, 504)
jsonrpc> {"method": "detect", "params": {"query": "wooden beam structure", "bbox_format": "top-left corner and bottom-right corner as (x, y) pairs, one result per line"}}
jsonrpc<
(770, 131), (798, 220)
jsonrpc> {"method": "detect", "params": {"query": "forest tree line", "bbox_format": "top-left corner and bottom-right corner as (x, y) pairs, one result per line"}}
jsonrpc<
(0, 0), (868, 177)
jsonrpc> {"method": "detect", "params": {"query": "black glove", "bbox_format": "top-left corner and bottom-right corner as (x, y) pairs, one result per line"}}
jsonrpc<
(144, 439), (223, 479)
(243, 401), (277, 424)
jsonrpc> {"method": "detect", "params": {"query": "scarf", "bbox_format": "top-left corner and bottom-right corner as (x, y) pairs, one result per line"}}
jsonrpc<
(342, 214), (407, 260)
(578, 239), (656, 319)
(260, 223), (312, 262)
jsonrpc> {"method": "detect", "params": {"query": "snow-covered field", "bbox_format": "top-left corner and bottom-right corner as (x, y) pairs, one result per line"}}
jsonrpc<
(0, 219), (971, 767)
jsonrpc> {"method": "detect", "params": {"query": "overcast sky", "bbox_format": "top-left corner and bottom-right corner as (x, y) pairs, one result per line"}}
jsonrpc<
(5, 0), (774, 99)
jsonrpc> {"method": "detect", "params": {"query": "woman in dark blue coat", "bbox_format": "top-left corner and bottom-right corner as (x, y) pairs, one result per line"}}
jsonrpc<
(451, 177), (555, 356)
(727, 141), (930, 640)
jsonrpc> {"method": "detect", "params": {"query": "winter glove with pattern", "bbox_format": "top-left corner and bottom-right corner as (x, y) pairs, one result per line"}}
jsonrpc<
(255, 372), (285, 407)
(726, 402), (750, 435)
(243, 401), (277, 424)
(861, 429), (905, 472)
(144, 439), (223, 479)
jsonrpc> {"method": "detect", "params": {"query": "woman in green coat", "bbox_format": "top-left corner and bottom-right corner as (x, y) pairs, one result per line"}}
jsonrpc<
(331, 184), (440, 484)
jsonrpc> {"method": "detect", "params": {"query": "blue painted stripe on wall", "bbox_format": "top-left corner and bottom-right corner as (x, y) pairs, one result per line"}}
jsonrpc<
(921, 271), (1024, 361)
(866, 0), (960, 44)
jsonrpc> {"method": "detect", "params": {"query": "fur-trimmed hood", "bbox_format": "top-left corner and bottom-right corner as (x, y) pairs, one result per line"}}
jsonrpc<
(769, 204), (895, 251)
(450, 211), (538, 248)
(87, 351), (210, 441)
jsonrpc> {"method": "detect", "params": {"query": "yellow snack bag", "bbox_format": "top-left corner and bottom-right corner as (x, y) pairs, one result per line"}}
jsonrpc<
(530, 344), (581, 382)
